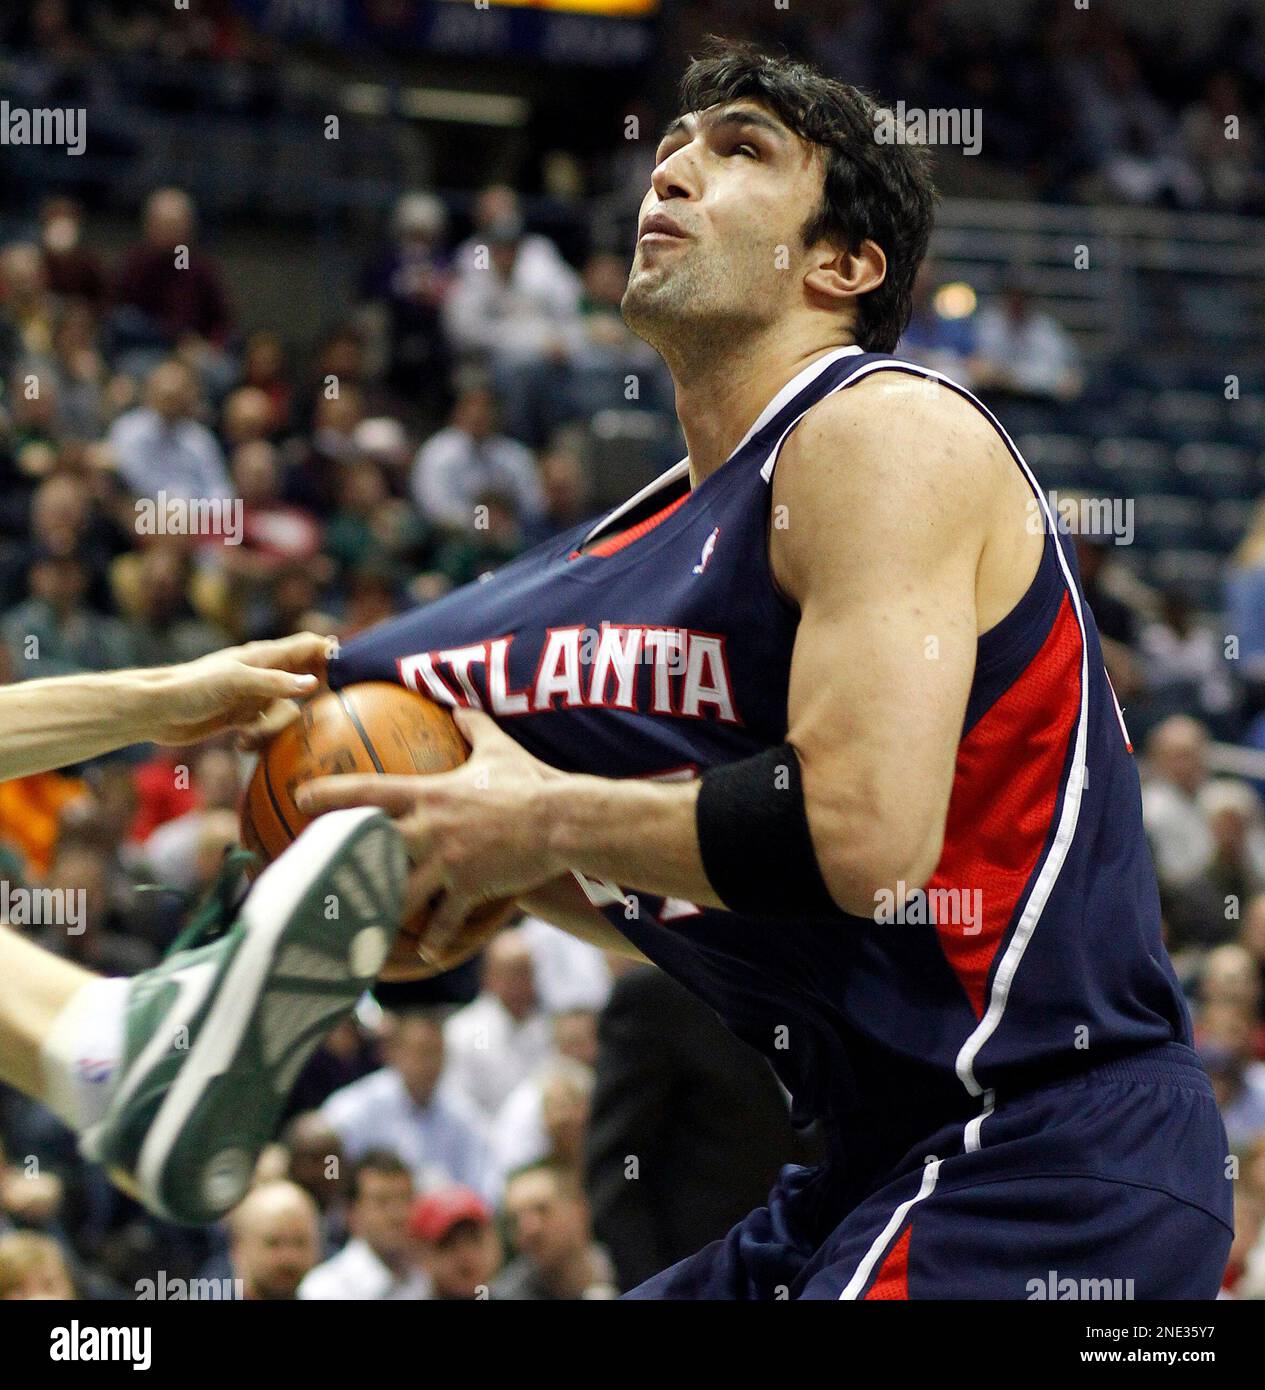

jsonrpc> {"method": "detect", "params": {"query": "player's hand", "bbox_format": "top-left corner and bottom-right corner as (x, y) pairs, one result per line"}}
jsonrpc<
(294, 707), (566, 956)
(152, 634), (333, 745)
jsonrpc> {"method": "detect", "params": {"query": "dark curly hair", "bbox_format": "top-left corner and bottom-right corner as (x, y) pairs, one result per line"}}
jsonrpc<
(677, 39), (937, 354)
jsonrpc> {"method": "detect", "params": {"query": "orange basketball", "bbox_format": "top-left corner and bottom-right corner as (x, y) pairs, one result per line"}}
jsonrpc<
(241, 681), (516, 981)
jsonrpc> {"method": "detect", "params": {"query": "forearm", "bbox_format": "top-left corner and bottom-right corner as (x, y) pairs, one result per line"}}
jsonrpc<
(0, 668), (172, 782)
(538, 774), (724, 911)
(516, 874), (649, 962)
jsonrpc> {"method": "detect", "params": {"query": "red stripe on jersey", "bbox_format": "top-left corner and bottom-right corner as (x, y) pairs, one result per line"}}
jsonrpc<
(926, 593), (1083, 1020)
(863, 1226), (912, 1300)
(569, 492), (689, 560)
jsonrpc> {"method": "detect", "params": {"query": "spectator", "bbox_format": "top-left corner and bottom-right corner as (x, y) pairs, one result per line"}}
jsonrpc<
(1227, 498), (1265, 690)
(361, 192), (452, 410)
(431, 489), (525, 589)
(227, 1181), (321, 1301)
(220, 385), (277, 450)
(322, 456), (429, 591)
(410, 382), (544, 534)
(239, 331), (293, 433)
(106, 358), (231, 503)
(409, 1187), (502, 1300)
(521, 437), (597, 550)
(1199, 781), (1265, 911)
(111, 542), (225, 668)
(443, 929), (555, 1118)
(447, 188), (584, 369)
(1199, 944), (1264, 1017)
(1142, 716), (1215, 889)
(35, 839), (154, 975)
(1064, 42), (1201, 207)
(114, 188), (232, 349)
(1137, 588), (1237, 732)
(975, 284), (1083, 401)
(298, 1151), (427, 1300)
(1241, 893), (1265, 1016)
(141, 744), (242, 892)
(3, 550), (135, 679)
(1197, 1001), (1265, 1148)
(37, 196), (108, 312)
(493, 1161), (617, 1300)
(0, 242), (58, 364)
(278, 1112), (348, 1256)
(493, 1055), (594, 1179)
(225, 440), (324, 577)
(322, 1008), (499, 1202)
(1181, 72), (1265, 212)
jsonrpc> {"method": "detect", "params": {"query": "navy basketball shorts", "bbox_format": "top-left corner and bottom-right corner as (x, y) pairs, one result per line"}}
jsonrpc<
(623, 1043), (1233, 1300)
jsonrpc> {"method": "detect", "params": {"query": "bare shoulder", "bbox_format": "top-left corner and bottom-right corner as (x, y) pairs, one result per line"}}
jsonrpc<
(770, 369), (1043, 625)
(774, 370), (1013, 505)
(770, 370), (1013, 601)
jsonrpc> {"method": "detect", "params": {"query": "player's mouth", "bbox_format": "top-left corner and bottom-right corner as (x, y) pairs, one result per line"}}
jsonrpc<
(638, 210), (690, 244)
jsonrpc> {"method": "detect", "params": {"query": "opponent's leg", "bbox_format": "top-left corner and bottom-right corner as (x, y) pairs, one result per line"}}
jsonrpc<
(0, 928), (106, 1106)
(2, 806), (406, 1225)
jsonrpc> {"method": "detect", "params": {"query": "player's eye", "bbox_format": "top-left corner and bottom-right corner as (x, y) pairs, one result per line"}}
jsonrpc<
(731, 142), (759, 159)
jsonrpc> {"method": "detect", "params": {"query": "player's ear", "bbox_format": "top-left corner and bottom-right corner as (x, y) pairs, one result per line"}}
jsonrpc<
(804, 238), (886, 310)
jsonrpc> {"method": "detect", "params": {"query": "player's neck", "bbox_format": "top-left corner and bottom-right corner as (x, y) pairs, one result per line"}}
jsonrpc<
(673, 333), (854, 487)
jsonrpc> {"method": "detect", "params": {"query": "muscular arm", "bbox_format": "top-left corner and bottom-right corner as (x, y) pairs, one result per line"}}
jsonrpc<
(537, 377), (993, 915)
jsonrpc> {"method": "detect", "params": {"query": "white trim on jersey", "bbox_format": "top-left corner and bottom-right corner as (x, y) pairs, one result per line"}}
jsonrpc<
(578, 345), (863, 550)
(838, 1157), (941, 1300)
(759, 355), (1094, 1118)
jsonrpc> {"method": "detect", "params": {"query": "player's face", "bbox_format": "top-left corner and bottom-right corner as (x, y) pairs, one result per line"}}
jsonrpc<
(622, 101), (826, 353)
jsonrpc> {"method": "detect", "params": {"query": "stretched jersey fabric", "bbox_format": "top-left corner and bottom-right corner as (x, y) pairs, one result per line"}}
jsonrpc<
(332, 345), (1190, 1204)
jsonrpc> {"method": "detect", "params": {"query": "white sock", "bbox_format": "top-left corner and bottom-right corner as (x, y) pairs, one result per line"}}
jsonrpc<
(39, 976), (130, 1133)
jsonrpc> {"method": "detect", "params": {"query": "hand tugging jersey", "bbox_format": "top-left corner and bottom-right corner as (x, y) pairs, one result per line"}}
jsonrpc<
(332, 345), (1190, 1201)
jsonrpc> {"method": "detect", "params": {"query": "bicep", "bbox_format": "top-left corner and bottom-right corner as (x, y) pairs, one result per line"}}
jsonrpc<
(785, 547), (977, 883)
(773, 384), (988, 906)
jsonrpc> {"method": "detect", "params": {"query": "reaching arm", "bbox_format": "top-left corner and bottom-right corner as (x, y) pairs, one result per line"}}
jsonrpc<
(0, 635), (331, 783)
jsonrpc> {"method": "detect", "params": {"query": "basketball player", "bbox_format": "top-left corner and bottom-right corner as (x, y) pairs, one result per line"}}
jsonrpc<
(300, 43), (1233, 1297)
(0, 634), (405, 1224)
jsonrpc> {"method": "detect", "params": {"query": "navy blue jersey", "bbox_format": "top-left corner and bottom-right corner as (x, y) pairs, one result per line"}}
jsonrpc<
(333, 345), (1190, 1196)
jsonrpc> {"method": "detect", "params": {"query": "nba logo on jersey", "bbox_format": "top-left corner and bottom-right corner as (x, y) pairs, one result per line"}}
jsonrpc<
(693, 526), (720, 575)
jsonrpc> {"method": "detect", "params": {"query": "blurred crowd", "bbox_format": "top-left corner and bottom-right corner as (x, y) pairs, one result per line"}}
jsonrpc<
(5, 1), (1265, 212)
(0, 0), (1264, 1303)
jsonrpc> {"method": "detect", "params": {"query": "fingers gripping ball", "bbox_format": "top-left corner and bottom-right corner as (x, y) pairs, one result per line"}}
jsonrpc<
(241, 682), (515, 980)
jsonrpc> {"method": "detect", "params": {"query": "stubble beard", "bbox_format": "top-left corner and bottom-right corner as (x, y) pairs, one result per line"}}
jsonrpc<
(621, 246), (775, 377)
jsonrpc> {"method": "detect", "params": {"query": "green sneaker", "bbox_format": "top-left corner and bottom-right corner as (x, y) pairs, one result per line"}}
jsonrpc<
(82, 806), (405, 1225)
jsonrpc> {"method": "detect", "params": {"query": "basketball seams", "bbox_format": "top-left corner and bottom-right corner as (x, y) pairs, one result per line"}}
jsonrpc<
(336, 689), (387, 774)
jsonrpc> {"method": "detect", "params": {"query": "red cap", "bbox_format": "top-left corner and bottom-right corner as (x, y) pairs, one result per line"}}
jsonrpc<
(409, 1187), (492, 1243)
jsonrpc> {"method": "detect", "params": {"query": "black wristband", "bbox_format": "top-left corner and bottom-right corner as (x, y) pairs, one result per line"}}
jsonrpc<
(696, 743), (841, 919)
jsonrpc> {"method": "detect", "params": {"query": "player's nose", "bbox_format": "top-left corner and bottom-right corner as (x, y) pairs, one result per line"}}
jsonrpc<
(649, 145), (698, 204)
